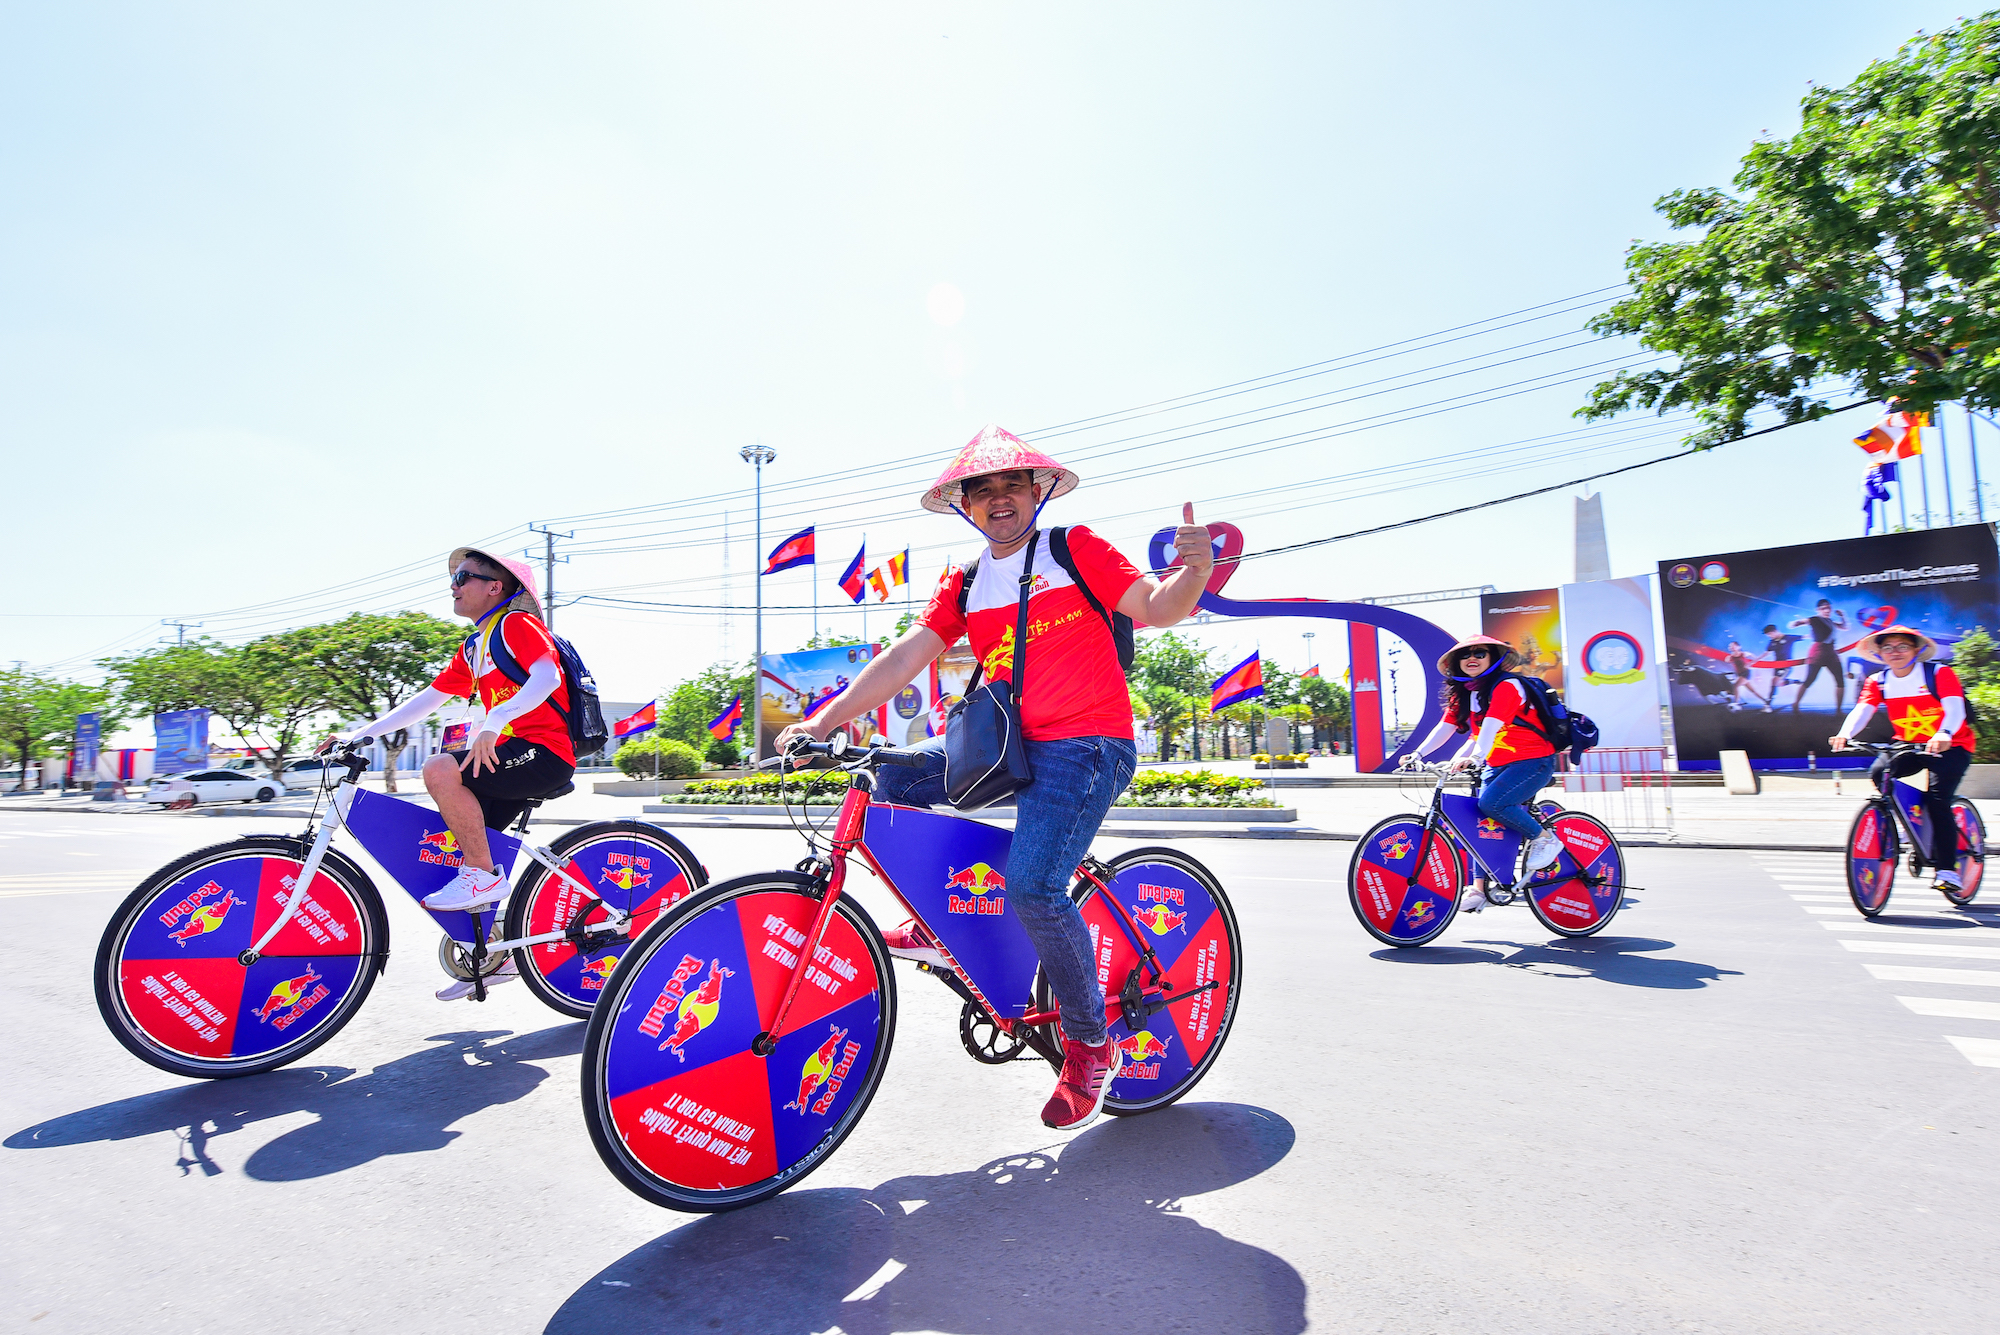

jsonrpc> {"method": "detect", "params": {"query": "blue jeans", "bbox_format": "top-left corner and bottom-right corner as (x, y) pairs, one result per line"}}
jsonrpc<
(872, 733), (1139, 1046)
(1476, 754), (1559, 840)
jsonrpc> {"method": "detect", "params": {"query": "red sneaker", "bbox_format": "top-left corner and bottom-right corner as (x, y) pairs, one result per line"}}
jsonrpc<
(881, 920), (946, 968)
(1040, 1037), (1123, 1130)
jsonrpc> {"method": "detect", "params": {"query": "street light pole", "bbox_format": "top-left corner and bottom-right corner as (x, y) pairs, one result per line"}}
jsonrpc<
(741, 443), (777, 762)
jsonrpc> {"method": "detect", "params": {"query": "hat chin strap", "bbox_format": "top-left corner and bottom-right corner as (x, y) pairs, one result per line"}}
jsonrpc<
(949, 489), (1055, 548)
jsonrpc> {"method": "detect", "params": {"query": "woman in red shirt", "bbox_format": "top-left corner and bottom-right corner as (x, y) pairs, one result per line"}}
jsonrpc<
(1830, 625), (1978, 893)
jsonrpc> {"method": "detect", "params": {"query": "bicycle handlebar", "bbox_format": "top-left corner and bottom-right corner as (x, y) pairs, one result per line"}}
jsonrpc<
(782, 736), (926, 768)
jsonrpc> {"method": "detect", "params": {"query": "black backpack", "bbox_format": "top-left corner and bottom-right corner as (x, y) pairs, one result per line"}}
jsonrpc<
(1501, 672), (1600, 764)
(955, 527), (1136, 671)
(478, 612), (611, 759)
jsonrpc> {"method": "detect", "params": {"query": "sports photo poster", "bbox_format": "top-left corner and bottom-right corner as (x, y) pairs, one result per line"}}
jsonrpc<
(1658, 524), (2000, 769)
(1481, 589), (1562, 691)
(756, 644), (888, 762)
(1559, 577), (1664, 756)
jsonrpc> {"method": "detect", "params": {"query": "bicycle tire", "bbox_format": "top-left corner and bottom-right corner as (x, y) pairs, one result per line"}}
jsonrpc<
(505, 821), (708, 1018)
(94, 836), (387, 1079)
(1347, 814), (1464, 947)
(580, 871), (896, 1212)
(1945, 798), (1986, 906)
(1050, 847), (1243, 1117)
(1846, 802), (1897, 917)
(1524, 811), (1624, 938)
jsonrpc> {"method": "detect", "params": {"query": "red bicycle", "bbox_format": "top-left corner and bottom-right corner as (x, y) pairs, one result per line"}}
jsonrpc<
(579, 736), (1242, 1212)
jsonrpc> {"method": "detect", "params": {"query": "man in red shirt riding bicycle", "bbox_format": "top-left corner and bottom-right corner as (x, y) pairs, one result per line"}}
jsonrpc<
(777, 425), (1212, 1130)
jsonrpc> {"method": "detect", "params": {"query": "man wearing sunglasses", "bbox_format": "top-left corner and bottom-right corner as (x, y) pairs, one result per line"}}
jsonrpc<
(334, 547), (575, 999)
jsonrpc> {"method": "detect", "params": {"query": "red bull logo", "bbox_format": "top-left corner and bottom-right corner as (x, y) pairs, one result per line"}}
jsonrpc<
(1129, 904), (1187, 936)
(165, 888), (241, 944)
(416, 829), (465, 868)
(946, 862), (1007, 916)
(1378, 831), (1414, 862)
(578, 954), (620, 992)
(1404, 898), (1436, 928)
(599, 864), (651, 893)
(253, 964), (328, 1029)
(1476, 817), (1506, 840)
(637, 955), (734, 1061)
(158, 878), (228, 929)
(1114, 1028), (1171, 1079)
(782, 1025), (861, 1115)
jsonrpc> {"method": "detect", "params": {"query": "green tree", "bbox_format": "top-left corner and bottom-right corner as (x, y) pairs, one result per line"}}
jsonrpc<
(660, 661), (756, 749)
(1297, 674), (1351, 750)
(0, 671), (121, 789)
(289, 611), (464, 791)
(1138, 684), (1195, 760)
(103, 635), (328, 780)
(1580, 14), (2000, 447)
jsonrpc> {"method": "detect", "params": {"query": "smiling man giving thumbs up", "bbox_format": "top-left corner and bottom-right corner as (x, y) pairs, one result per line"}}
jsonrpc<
(775, 425), (1215, 1131)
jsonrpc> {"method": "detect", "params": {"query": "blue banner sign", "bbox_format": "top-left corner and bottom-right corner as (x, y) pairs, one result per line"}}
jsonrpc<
(153, 709), (210, 776)
(74, 713), (100, 780)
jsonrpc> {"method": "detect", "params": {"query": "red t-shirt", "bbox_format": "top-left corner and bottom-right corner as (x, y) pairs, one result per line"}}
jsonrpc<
(919, 527), (1143, 742)
(431, 611), (576, 765)
(1859, 665), (1975, 752)
(1443, 677), (1557, 765)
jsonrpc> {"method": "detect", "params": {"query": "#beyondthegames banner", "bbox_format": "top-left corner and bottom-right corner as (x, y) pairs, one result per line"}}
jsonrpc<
(1481, 588), (1562, 691)
(1659, 523), (2000, 768)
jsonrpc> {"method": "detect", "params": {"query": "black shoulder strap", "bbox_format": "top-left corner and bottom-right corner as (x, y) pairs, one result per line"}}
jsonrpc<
(1048, 526), (1114, 636)
(1501, 673), (1555, 741)
(1925, 660), (1941, 697)
(956, 539), (1036, 697)
(955, 556), (980, 620)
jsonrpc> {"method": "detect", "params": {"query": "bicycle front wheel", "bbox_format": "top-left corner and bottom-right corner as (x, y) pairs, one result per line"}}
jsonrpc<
(94, 836), (387, 1079)
(1946, 798), (1986, 906)
(580, 872), (896, 1212)
(506, 821), (707, 1018)
(1525, 812), (1624, 938)
(1348, 815), (1464, 947)
(1846, 802), (1897, 917)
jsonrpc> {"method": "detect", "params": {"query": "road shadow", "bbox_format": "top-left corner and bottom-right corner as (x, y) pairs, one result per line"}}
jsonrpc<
(546, 1102), (1303, 1335)
(1373, 936), (1742, 989)
(6, 1023), (584, 1179)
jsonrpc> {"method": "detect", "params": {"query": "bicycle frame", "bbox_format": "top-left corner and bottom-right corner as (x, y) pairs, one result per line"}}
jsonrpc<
(1854, 746), (1957, 870)
(751, 773), (1213, 1066)
(1405, 768), (1536, 887)
(239, 765), (633, 973)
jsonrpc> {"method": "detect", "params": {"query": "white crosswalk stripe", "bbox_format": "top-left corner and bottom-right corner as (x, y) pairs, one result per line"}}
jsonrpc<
(1754, 852), (2000, 1067)
(0, 872), (138, 898)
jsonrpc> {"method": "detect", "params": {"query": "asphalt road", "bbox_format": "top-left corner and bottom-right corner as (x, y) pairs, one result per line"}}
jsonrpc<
(4, 807), (1999, 1334)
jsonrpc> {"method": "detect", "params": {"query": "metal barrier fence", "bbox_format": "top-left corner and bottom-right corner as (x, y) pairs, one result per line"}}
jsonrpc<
(1554, 747), (1674, 835)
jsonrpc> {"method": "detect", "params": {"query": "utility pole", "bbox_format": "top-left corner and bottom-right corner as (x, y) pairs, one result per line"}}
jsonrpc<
(161, 619), (203, 646)
(741, 443), (777, 762)
(526, 525), (573, 629)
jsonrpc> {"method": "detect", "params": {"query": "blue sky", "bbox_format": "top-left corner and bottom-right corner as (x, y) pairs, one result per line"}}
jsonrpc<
(1, 1), (1978, 714)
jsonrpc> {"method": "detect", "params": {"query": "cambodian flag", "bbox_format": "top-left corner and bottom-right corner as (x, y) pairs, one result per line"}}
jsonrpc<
(707, 696), (742, 741)
(839, 545), (867, 602)
(763, 527), (815, 575)
(614, 701), (657, 739)
(1211, 651), (1265, 710)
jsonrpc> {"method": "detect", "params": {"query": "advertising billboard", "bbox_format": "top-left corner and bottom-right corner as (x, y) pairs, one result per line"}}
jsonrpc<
(1560, 577), (1663, 756)
(757, 644), (887, 761)
(1659, 524), (2000, 768)
(73, 713), (100, 782)
(152, 708), (210, 776)
(1482, 588), (1562, 690)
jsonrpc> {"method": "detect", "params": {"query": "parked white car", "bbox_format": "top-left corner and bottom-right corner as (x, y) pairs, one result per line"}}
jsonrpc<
(276, 757), (350, 790)
(144, 770), (281, 806)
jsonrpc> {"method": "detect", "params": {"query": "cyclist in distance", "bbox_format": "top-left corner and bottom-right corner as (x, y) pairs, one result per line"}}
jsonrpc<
(775, 424), (1213, 1131)
(1408, 635), (1564, 913)
(334, 547), (576, 998)
(1829, 624), (1977, 894)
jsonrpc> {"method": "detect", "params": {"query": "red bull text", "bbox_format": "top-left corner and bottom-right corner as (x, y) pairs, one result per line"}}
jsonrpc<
(579, 955), (620, 992)
(782, 1025), (860, 1115)
(1135, 881), (1184, 907)
(1378, 832), (1413, 861)
(638, 955), (733, 1060)
(166, 889), (242, 945)
(599, 852), (653, 894)
(416, 829), (465, 867)
(945, 862), (1007, 916)
(1476, 817), (1506, 840)
(158, 879), (228, 929)
(253, 965), (328, 1030)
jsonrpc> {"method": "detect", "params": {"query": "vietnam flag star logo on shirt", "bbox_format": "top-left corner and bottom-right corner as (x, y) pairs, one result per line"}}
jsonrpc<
(1893, 701), (1945, 741)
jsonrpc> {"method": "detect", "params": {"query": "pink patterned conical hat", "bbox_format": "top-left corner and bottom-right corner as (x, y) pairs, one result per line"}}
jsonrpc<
(920, 424), (1080, 514)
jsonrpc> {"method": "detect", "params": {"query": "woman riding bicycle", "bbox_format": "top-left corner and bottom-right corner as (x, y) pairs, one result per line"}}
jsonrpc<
(1829, 624), (1978, 894)
(1409, 634), (1563, 912)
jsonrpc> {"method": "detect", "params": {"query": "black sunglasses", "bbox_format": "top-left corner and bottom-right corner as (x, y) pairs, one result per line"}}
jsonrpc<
(451, 569), (503, 589)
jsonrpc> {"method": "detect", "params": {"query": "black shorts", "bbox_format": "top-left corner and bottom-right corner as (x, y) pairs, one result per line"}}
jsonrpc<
(453, 737), (575, 832)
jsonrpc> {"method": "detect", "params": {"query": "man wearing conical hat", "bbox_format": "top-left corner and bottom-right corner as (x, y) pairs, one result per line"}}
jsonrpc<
(778, 424), (1213, 1130)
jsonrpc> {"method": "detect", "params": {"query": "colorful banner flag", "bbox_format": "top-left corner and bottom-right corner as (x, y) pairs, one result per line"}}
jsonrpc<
(1301, 665), (1320, 678)
(867, 566), (891, 601)
(762, 527), (815, 575)
(1855, 411), (1925, 460)
(1863, 461), (1897, 535)
(1211, 651), (1265, 711)
(707, 696), (743, 741)
(613, 701), (657, 739)
(887, 549), (909, 587)
(839, 545), (867, 602)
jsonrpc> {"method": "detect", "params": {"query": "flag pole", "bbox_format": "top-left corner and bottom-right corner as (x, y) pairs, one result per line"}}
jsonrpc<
(741, 444), (777, 762)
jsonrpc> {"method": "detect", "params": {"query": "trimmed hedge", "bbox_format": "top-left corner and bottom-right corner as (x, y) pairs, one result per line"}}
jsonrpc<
(614, 737), (705, 779)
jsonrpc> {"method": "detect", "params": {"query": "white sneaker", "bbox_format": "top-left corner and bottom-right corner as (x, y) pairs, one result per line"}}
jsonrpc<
(1522, 830), (1564, 874)
(436, 955), (519, 1001)
(1459, 884), (1488, 914)
(423, 863), (508, 912)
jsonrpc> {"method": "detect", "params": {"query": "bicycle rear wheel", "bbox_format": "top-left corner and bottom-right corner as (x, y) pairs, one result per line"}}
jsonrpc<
(580, 872), (896, 1212)
(1846, 802), (1897, 917)
(1525, 811), (1624, 937)
(1060, 847), (1243, 1117)
(1348, 815), (1464, 947)
(1945, 798), (1986, 906)
(94, 836), (387, 1079)
(506, 821), (707, 1018)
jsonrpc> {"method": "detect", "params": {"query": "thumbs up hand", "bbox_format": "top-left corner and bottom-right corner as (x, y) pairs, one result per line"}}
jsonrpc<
(1174, 502), (1213, 576)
